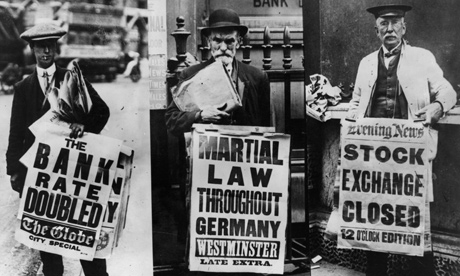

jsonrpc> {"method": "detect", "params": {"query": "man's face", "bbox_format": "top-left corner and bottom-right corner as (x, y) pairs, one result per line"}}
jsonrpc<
(32, 39), (57, 69)
(375, 16), (406, 50)
(208, 29), (240, 65)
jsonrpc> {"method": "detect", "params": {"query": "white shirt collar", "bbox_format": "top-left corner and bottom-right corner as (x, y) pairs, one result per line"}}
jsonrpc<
(382, 42), (402, 56)
(37, 63), (56, 94)
(37, 63), (56, 77)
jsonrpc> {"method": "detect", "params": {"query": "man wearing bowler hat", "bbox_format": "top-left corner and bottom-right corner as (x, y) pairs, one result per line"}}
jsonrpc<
(347, 4), (456, 276)
(165, 8), (271, 133)
(6, 23), (110, 276)
(164, 8), (271, 265)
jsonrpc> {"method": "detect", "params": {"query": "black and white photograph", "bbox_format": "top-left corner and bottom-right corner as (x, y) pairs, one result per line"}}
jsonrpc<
(2, 0), (460, 276)
(0, 0), (152, 275)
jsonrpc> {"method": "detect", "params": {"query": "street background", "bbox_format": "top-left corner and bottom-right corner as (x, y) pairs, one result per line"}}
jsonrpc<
(0, 64), (153, 276)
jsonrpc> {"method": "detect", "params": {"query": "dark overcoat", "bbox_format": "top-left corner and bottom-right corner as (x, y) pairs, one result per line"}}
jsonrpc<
(6, 65), (110, 177)
(165, 58), (271, 136)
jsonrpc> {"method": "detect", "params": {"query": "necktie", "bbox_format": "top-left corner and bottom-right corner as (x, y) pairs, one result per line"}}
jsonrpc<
(41, 71), (51, 108)
(42, 71), (50, 93)
(384, 48), (400, 58)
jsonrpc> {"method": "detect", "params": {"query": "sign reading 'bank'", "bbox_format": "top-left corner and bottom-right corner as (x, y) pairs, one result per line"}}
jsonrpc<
(338, 118), (430, 256)
(189, 125), (290, 274)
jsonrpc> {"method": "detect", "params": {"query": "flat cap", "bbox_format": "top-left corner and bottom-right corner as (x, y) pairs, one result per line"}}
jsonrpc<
(20, 24), (67, 42)
(367, 4), (412, 18)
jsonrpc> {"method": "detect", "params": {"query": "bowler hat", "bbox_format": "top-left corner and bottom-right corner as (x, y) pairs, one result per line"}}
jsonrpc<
(367, 4), (412, 18)
(20, 23), (67, 42)
(201, 9), (248, 36)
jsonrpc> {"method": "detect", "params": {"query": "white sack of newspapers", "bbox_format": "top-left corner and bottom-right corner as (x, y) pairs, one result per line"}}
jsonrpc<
(305, 74), (342, 122)
(172, 59), (242, 113)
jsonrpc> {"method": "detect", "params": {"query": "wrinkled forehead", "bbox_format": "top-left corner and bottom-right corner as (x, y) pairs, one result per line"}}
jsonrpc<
(208, 29), (239, 39)
(376, 16), (405, 24)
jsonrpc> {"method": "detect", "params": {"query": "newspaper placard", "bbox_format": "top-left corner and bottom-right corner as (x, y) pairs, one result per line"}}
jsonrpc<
(189, 125), (290, 274)
(15, 121), (123, 260)
(148, 0), (168, 110)
(338, 118), (429, 256)
(95, 146), (134, 258)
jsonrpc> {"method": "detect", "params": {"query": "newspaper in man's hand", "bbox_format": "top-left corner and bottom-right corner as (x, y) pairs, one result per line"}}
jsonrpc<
(172, 59), (242, 113)
(47, 60), (93, 124)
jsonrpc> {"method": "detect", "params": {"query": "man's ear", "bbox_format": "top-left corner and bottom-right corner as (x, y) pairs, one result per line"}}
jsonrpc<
(206, 36), (212, 45)
(236, 35), (242, 49)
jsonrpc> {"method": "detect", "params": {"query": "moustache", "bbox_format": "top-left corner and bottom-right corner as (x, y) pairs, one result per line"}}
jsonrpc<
(214, 50), (233, 56)
(384, 34), (397, 38)
(215, 53), (232, 58)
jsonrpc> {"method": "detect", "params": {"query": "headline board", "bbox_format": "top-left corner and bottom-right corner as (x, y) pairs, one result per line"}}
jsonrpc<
(95, 147), (133, 258)
(189, 125), (290, 274)
(16, 121), (123, 260)
(148, 0), (168, 110)
(338, 118), (429, 256)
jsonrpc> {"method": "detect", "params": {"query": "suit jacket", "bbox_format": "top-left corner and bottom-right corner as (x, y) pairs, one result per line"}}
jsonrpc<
(348, 42), (457, 119)
(6, 65), (110, 176)
(165, 58), (271, 136)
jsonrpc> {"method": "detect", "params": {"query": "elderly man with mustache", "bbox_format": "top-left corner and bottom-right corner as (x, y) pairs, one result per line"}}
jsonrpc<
(348, 4), (456, 126)
(165, 8), (271, 134)
(164, 9), (271, 254)
(347, 4), (456, 276)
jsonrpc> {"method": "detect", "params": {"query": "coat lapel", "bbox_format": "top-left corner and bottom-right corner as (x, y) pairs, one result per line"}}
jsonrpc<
(368, 50), (379, 87)
(39, 65), (67, 112)
(361, 51), (379, 117)
(396, 43), (418, 117)
(54, 66), (67, 89)
(235, 61), (248, 101)
(29, 69), (45, 110)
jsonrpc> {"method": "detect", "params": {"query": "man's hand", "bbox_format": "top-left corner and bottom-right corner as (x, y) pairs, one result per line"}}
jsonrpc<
(69, 123), (85, 138)
(199, 106), (230, 123)
(414, 102), (444, 126)
(10, 173), (24, 194)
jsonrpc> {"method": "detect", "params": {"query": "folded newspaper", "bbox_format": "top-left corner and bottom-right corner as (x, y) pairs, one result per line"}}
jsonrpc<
(172, 59), (242, 113)
(47, 61), (93, 124)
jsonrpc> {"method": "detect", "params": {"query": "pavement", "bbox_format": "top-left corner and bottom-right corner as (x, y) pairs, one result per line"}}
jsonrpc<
(285, 261), (364, 276)
(0, 93), (41, 275)
(310, 261), (364, 276)
(0, 74), (153, 276)
(152, 261), (363, 276)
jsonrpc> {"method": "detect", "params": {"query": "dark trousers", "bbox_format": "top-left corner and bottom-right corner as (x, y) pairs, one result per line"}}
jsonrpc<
(40, 251), (109, 276)
(366, 251), (436, 276)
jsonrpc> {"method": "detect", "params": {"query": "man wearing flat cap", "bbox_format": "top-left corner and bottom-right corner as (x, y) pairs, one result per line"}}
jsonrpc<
(348, 4), (457, 276)
(6, 23), (110, 276)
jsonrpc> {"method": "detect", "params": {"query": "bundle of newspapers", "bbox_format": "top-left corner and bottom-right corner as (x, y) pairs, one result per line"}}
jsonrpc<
(47, 60), (92, 123)
(172, 59), (242, 113)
